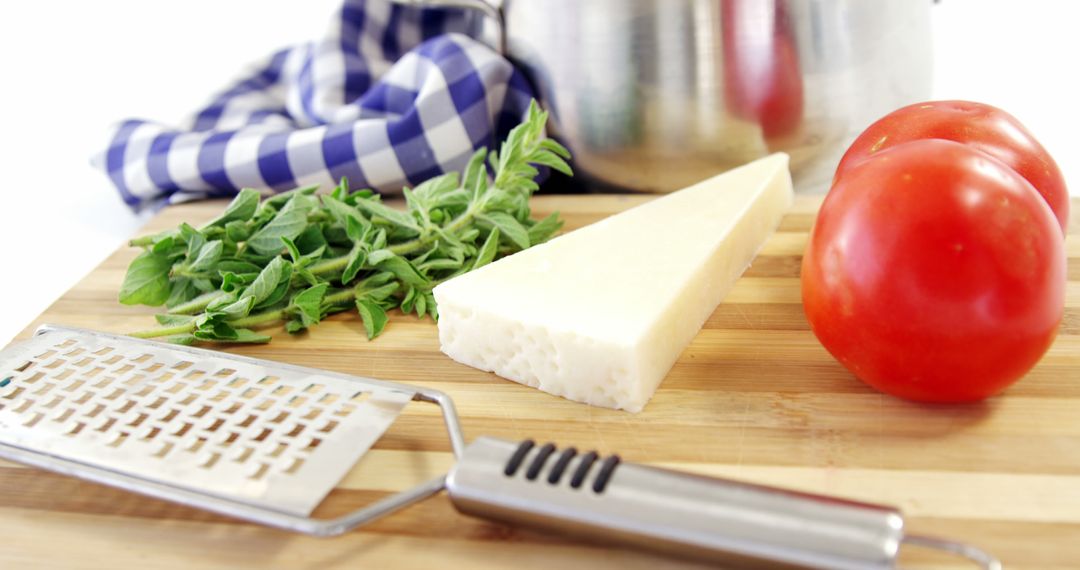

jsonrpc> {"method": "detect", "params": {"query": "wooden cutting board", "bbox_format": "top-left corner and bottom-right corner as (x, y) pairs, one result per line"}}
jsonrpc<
(3, 194), (1079, 570)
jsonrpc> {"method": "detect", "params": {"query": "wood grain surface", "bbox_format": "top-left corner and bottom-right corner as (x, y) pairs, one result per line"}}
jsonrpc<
(4, 194), (1079, 570)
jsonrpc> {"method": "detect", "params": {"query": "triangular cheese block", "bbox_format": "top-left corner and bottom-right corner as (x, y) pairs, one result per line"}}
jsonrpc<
(433, 154), (794, 412)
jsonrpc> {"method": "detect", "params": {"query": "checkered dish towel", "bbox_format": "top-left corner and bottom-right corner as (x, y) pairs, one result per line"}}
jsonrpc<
(94, 0), (535, 209)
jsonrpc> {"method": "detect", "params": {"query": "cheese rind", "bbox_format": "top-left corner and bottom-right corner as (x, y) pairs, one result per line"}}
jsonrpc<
(433, 154), (794, 412)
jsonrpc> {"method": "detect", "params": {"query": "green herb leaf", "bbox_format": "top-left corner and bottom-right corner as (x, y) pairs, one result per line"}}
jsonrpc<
(189, 240), (224, 272)
(246, 208), (308, 255)
(478, 212), (530, 250)
(241, 256), (290, 306)
(291, 283), (328, 327)
(526, 211), (563, 244)
(119, 250), (172, 306)
(356, 299), (389, 340)
(204, 188), (260, 228)
(472, 228), (500, 270)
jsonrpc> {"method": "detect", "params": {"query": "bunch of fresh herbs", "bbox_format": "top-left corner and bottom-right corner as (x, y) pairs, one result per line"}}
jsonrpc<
(120, 100), (570, 344)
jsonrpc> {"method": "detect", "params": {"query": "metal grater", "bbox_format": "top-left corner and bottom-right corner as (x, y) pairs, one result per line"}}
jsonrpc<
(0, 325), (1000, 570)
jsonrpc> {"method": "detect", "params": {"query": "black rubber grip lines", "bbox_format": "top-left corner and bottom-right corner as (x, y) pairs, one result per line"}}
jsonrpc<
(503, 440), (621, 494)
(569, 451), (599, 489)
(525, 443), (557, 480)
(504, 439), (535, 476)
(547, 447), (578, 484)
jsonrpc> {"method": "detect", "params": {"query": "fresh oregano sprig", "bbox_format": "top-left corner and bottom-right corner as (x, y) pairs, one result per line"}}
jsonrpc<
(120, 100), (570, 344)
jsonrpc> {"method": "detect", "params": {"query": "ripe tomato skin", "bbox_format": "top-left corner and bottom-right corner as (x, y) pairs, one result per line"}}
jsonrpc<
(835, 100), (1069, 233)
(802, 139), (1065, 402)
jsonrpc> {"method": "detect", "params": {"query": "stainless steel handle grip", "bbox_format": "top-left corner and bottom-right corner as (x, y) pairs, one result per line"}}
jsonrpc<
(446, 437), (999, 570)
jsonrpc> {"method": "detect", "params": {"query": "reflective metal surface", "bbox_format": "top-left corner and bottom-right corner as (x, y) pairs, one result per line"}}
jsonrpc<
(491, 0), (933, 192)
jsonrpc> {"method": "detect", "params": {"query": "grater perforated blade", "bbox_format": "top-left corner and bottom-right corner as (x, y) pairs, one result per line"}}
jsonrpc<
(0, 325), (417, 517)
(0, 325), (1000, 570)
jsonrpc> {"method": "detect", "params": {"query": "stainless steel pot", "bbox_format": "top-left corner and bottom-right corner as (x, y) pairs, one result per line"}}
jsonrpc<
(398, 0), (933, 193)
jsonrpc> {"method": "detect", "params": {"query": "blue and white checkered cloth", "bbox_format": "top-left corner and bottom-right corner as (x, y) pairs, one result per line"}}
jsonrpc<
(94, 0), (536, 209)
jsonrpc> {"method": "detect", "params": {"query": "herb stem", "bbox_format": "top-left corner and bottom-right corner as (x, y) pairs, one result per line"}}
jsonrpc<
(169, 290), (230, 315)
(129, 322), (195, 338)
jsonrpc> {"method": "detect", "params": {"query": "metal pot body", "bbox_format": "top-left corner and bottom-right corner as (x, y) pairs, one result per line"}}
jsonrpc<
(485, 0), (932, 192)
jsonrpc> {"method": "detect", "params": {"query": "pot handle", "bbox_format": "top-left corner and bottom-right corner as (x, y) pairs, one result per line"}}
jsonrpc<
(388, 0), (506, 55)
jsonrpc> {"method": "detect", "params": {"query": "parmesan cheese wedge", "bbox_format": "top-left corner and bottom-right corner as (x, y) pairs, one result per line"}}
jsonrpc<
(433, 153), (794, 412)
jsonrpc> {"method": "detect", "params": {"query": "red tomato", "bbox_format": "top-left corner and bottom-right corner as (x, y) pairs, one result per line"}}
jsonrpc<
(836, 100), (1070, 233)
(802, 139), (1065, 402)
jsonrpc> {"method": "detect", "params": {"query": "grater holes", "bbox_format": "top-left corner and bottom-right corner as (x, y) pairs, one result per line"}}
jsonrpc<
(22, 371), (45, 384)
(54, 368), (75, 381)
(43, 359), (64, 370)
(192, 405), (212, 419)
(305, 438), (322, 450)
(141, 426), (161, 441)
(13, 397), (34, 414)
(73, 391), (93, 405)
(96, 417), (118, 432)
(61, 379), (85, 393)
(171, 361), (194, 371)
(62, 347), (85, 357)
(85, 367), (105, 379)
(122, 373), (147, 386)
(199, 452), (222, 469)
(173, 422), (193, 437)
(271, 385), (293, 396)
(286, 396), (308, 409)
(107, 431), (130, 448)
(222, 402), (242, 415)
(131, 353), (152, 363)
(333, 403), (357, 417)
(153, 442), (174, 458)
(248, 463), (270, 480)
(226, 377), (249, 388)
(284, 424), (305, 438)
(42, 396), (63, 409)
(232, 447), (254, 462)
(35, 350), (57, 360)
(350, 391), (371, 404)
(31, 382), (55, 396)
(208, 390), (229, 403)
(160, 408), (179, 423)
(213, 368), (236, 379)
(283, 457), (305, 474)
(3, 386), (25, 401)
(127, 413), (149, 428)
(52, 408), (75, 423)
(237, 414), (257, 428)
(205, 418), (225, 433)
(23, 412), (44, 427)
(143, 362), (163, 373)
(195, 379), (216, 391)
(240, 388), (260, 399)
(66, 422), (87, 436)
(185, 369), (207, 381)
(86, 404), (106, 418)
(56, 339), (77, 349)
(267, 443), (287, 458)
(91, 347), (112, 356)
(146, 397), (167, 410)
(302, 408), (323, 421)
(269, 411), (289, 424)
(103, 355), (124, 366)
(253, 428), (272, 442)
(317, 420), (338, 434)
(117, 399), (137, 414)
(317, 393), (338, 405)
(72, 357), (94, 368)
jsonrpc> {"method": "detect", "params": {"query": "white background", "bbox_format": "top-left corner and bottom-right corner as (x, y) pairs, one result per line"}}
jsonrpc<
(0, 0), (1075, 345)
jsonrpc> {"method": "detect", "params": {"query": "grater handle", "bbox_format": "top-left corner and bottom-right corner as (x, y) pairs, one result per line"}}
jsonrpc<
(444, 437), (1000, 570)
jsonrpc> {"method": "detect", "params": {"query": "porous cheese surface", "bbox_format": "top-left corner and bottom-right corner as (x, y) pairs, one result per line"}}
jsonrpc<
(433, 154), (794, 412)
